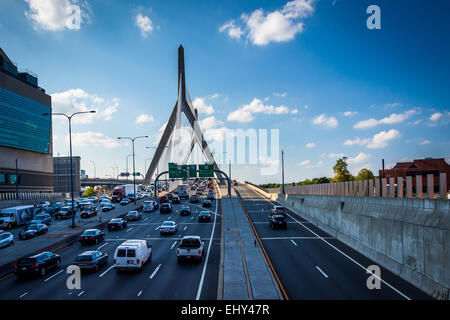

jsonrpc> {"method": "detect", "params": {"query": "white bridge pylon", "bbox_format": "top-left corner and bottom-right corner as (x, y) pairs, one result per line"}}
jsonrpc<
(143, 45), (222, 184)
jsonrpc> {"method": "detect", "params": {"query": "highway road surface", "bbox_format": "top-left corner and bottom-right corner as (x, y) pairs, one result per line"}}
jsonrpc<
(234, 184), (431, 300)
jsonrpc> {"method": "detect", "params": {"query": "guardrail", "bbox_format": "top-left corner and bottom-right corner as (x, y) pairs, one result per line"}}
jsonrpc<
(264, 173), (449, 199)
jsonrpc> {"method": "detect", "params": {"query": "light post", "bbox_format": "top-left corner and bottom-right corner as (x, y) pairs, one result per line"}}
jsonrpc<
(90, 160), (96, 178)
(118, 136), (148, 204)
(126, 154), (133, 178)
(282, 150), (285, 194)
(43, 110), (96, 227)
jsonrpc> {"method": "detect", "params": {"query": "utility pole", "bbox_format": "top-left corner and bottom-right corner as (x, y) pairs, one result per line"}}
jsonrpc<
(282, 150), (285, 194)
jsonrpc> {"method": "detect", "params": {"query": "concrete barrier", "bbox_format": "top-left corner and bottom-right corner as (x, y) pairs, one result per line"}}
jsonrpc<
(244, 182), (449, 300)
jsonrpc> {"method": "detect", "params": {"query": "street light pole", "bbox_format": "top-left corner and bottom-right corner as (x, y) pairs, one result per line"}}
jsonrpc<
(282, 150), (285, 194)
(118, 136), (148, 204)
(43, 110), (96, 228)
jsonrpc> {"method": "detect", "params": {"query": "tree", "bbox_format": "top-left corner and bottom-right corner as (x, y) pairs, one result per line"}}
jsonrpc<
(83, 187), (96, 197)
(356, 168), (375, 181)
(332, 158), (354, 182)
(312, 177), (331, 184)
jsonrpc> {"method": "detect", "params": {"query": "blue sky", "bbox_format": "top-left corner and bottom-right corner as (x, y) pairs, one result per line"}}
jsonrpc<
(1, 0), (449, 184)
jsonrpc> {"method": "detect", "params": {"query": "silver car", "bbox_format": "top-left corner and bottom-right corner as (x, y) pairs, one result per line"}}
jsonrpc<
(0, 231), (14, 248)
(159, 221), (178, 234)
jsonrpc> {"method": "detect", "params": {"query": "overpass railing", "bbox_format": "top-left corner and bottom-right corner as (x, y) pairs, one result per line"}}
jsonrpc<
(264, 173), (449, 199)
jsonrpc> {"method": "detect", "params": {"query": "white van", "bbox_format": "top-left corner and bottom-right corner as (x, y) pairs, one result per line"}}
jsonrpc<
(113, 240), (152, 271)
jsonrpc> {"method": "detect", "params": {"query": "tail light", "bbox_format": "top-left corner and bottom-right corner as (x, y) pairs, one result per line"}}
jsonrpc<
(177, 249), (179, 255)
(80, 236), (83, 239)
(137, 259), (140, 264)
(90, 236), (94, 239)
(198, 249), (201, 255)
(32, 263), (39, 268)
(14, 264), (17, 269)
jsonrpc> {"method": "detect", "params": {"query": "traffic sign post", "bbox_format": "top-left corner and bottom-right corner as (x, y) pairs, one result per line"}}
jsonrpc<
(199, 163), (214, 178)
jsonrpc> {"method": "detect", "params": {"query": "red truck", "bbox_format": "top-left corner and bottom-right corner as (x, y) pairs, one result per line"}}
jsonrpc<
(111, 185), (134, 203)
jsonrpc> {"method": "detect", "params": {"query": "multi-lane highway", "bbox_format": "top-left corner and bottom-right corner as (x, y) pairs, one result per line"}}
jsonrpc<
(235, 184), (431, 300)
(0, 190), (221, 300)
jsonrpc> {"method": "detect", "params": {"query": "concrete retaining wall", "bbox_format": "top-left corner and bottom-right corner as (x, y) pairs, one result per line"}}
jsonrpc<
(244, 182), (449, 299)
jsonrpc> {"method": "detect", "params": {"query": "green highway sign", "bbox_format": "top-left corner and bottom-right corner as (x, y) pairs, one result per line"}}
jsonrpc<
(132, 172), (141, 176)
(198, 163), (214, 178)
(168, 163), (198, 178)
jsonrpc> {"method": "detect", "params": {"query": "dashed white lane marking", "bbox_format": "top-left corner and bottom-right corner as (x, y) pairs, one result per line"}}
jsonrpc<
(170, 241), (177, 250)
(183, 226), (188, 231)
(78, 290), (85, 297)
(68, 292), (73, 295)
(19, 292), (28, 298)
(155, 226), (160, 230)
(316, 266), (329, 278)
(97, 242), (109, 250)
(290, 240), (298, 246)
(137, 290), (143, 297)
(126, 227), (133, 232)
(149, 264), (162, 279)
(190, 216), (194, 220)
(44, 269), (64, 282)
(99, 265), (114, 277)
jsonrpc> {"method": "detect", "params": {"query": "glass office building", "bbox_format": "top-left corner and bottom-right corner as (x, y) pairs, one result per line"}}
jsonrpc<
(0, 47), (53, 193)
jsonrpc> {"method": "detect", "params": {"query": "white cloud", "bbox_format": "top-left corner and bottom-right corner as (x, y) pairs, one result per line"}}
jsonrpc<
(136, 114), (154, 124)
(343, 111), (357, 117)
(51, 89), (119, 124)
(429, 112), (443, 122)
(199, 116), (223, 130)
(273, 92), (287, 97)
(193, 98), (215, 115)
(312, 114), (338, 128)
(353, 109), (419, 129)
(69, 132), (120, 149)
(135, 13), (153, 37)
(327, 153), (345, 158)
(419, 139), (431, 145)
(227, 98), (295, 123)
(220, 0), (315, 46)
(25, 0), (89, 31)
(345, 129), (400, 149)
(305, 142), (316, 148)
(347, 152), (371, 164)
(297, 159), (322, 168)
(219, 20), (244, 39)
(298, 160), (310, 166)
(384, 102), (402, 109)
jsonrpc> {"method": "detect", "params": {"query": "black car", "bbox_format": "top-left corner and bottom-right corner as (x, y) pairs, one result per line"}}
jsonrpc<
(180, 206), (191, 216)
(172, 196), (181, 204)
(167, 193), (174, 200)
(14, 252), (61, 277)
(198, 211), (211, 222)
(160, 203), (172, 214)
(190, 195), (200, 203)
(269, 214), (287, 229)
(102, 204), (115, 212)
(80, 229), (105, 245)
(202, 199), (212, 208)
(81, 206), (98, 218)
(54, 206), (76, 220)
(19, 224), (48, 240)
(74, 251), (108, 272)
(108, 218), (127, 231)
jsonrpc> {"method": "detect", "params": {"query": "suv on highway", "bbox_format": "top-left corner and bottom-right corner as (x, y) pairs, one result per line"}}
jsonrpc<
(159, 203), (172, 214)
(271, 206), (287, 217)
(54, 206), (76, 220)
(177, 236), (205, 263)
(14, 252), (61, 277)
(268, 214), (287, 229)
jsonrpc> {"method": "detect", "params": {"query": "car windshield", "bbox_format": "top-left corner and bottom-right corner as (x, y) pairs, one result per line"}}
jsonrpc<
(182, 207), (189, 211)
(75, 255), (93, 262)
(82, 230), (96, 236)
(0, 234), (10, 240)
(127, 211), (137, 215)
(274, 216), (285, 221)
(200, 212), (209, 216)
(179, 239), (201, 248)
(110, 219), (121, 223)
(162, 222), (174, 226)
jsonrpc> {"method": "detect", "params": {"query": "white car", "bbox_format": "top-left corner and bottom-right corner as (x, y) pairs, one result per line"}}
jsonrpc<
(177, 236), (205, 262)
(159, 221), (178, 234)
(113, 240), (152, 271)
(100, 199), (111, 207)
(143, 200), (157, 212)
(0, 231), (14, 248)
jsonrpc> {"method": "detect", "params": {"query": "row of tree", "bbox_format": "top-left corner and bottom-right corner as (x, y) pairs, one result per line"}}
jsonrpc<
(259, 158), (375, 189)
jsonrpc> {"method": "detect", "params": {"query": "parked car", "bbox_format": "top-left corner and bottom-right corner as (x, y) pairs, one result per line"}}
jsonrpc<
(172, 196), (181, 204)
(198, 211), (211, 222)
(108, 218), (127, 231)
(126, 211), (142, 221)
(177, 236), (205, 262)
(190, 195), (200, 203)
(159, 203), (172, 214)
(19, 224), (48, 240)
(180, 206), (191, 216)
(202, 199), (212, 208)
(29, 213), (52, 226)
(81, 206), (98, 218)
(54, 206), (76, 220)
(268, 214), (287, 229)
(102, 204), (115, 212)
(74, 251), (108, 272)
(159, 195), (169, 204)
(120, 198), (131, 206)
(159, 221), (178, 234)
(0, 231), (14, 248)
(80, 229), (105, 245)
(113, 239), (152, 272)
(14, 252), (61, 277)
(271, 206), (287, 217)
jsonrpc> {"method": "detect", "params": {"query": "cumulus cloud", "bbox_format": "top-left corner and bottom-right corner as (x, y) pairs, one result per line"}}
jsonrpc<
(136, 114), (154, 124)
(312, 114), (338, 128)
(305, 142), (316, 148)
(429, 112), (443, 122)
(273, 92), (287, 97)
(69, 131), (120, 149)
(419, 139), (431, 145)
(353, 109), (419, 129)
(298, 160), (310, 166)
(327, 153), (345, 158)
(25, 0), (90, 31)
(344, 129), (400, 149)
(193, 98), (215, 115)
(347, 152), (371, 164)
(343, 111), (357, 117)
(297, 160), (323, 168)
(220, 0), (315, 46)
(51, 89), (119, 124)
(135, 13), (153, 37)
(227, 98), (296, 123)
(199, 116), (223, 130)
